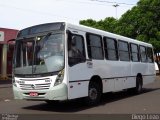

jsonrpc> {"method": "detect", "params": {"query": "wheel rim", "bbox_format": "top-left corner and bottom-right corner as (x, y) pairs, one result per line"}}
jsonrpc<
(138, 81), (142, 92)
(89, 88), (98, 100)
(137, 77), (142, 92)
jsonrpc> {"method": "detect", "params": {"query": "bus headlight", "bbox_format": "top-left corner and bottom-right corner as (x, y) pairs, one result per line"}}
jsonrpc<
(54, 69), (64, 86)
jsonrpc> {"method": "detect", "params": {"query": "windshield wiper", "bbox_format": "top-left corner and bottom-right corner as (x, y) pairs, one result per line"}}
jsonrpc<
(32, 32), (52, 74)
(40, 32), (52, 47)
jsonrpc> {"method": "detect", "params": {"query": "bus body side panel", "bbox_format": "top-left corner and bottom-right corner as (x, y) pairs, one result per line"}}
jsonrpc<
(65, 23), (156, 100)
(102, 78), (115, 92)
(101, 60), (132, 92)
(124, 77), (136, 89)
(143, 63), (156, 85)
(131, 62), (155, 85)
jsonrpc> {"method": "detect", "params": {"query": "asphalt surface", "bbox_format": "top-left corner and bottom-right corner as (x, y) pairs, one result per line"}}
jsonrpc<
(0, 77), (160, 115)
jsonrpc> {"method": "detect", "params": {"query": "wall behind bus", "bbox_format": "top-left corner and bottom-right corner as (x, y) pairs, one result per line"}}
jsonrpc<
(0, 28), (18, 79)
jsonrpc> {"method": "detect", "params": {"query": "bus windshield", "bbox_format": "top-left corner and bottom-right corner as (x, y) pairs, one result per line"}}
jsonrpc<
(14, 33), (64, 75)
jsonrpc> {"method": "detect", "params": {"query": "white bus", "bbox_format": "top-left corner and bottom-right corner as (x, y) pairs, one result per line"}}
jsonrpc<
(12, 22), (156, 105)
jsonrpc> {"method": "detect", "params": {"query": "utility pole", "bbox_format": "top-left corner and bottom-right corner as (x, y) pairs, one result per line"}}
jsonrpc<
(113, 3), (119, 19)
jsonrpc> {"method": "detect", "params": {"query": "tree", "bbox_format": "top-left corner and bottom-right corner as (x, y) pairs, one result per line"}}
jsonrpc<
(80, 17), (117, 33)
(116, 0), (160, 51)
(80, 0), (160, 71)
(116, 0), (160, 72)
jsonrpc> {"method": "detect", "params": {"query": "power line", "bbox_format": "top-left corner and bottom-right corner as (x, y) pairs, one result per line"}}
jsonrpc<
(89, 0), (136, 6)
(58, 0), (160, 10)
(53, 0), (136, 8)
(0, 1), (136, 24)
(89, 0), (160, 9)
(0, 3), (79, 21)
(1, 0), (159, 23)
(0, 1), (132, 23)
(58, 0), (114, 7)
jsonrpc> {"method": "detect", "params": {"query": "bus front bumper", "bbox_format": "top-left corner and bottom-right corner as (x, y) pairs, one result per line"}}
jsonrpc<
(13, 83), (68, 101)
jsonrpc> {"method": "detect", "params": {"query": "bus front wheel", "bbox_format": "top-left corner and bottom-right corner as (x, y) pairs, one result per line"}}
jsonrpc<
(85, 81), (102, 106)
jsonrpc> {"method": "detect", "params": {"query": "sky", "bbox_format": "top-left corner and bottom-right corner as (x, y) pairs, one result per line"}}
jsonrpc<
(0, 0), (139, 30)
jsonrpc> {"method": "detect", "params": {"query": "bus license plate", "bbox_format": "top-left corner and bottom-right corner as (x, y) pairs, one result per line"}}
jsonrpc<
(29, 92), (38, 97)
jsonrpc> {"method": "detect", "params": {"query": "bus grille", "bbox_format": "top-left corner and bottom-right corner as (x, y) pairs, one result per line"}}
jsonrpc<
(19, 78), (51, 90)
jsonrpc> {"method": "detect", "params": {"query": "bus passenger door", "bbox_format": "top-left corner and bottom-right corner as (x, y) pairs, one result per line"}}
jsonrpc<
(67, 30), (89, 99)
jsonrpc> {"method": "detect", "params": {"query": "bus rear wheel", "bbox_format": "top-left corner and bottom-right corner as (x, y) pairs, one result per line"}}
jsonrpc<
(133, 76), (143, 94)
(85, 81), (102, 106)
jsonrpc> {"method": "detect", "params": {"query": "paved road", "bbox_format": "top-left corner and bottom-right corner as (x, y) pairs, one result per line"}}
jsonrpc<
(0, 77), (160, 115)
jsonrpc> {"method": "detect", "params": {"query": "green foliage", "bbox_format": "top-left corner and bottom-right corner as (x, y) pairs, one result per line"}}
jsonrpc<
(80, 0), (160, 50)
(80, 17), (118, 33)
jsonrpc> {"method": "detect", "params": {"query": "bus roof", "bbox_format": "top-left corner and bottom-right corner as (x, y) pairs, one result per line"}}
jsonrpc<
(17, 22), (152, 47)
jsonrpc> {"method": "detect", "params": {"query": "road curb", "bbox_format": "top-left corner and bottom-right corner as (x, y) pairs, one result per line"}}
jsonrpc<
(0, 80), (12, 85)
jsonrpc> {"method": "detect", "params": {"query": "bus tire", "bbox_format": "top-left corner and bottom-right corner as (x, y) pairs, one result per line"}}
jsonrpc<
(134, 76), (143, 94)
(85, 81), (102, 106)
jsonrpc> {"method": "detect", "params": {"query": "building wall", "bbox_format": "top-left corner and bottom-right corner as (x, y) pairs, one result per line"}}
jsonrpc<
(0, 45), (2, 74)
(0, 28), (18, 44)
(7, 45), (15, 75)
(0, 28), (18, 79)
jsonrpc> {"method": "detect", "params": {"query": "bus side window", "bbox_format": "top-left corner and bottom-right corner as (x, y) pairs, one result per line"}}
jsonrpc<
(86, 33), (104, 60)
(140, 46), (147, 62)
(118, 40), (130, 61)
(68, 34), (86, 66)
(147, 47), (154, 63)
(103, 37), (118, 60)
(130, 43), (139, 62)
